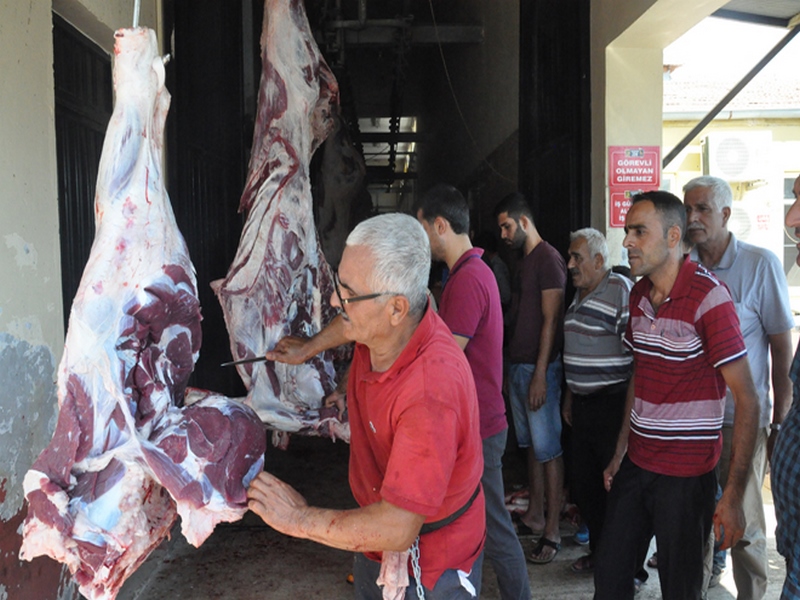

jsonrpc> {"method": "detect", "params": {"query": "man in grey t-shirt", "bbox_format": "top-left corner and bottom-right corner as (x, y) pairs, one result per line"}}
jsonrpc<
(684, 176), (794, 600)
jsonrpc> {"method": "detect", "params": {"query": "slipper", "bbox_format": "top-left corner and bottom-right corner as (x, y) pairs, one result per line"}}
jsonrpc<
(511, 514), (543, 538)
(646, 552), (658, 569)
(515, 521), (543, 538)
(527, 537), (560, 564)
(570, 554), (594, 573)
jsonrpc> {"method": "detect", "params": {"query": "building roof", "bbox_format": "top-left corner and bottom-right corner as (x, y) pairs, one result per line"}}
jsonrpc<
(664, 73), (800, 115)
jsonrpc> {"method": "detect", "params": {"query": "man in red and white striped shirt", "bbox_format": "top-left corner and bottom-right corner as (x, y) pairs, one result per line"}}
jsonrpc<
(593, 191), (759, 600)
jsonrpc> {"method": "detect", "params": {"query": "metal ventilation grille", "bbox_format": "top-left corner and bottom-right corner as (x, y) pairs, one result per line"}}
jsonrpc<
(715, 137), (751, 178)
(729, 206), (753, 240)
(702, 131), (771, 181)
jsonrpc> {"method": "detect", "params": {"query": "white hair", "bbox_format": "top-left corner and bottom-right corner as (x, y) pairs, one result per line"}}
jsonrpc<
(683, 176), (733, 210)
(346, 213), (431, 316)
(570, 227), (609, 268)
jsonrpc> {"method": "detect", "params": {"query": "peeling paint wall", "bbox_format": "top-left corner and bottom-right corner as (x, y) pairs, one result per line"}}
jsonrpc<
(0, 1), (158, 598)
(0, 335), (59, 522)
(0, 0), (68, 594)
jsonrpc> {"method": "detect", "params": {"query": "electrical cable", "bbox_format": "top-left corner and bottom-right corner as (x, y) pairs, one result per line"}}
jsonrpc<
(427, 0), (514, 183)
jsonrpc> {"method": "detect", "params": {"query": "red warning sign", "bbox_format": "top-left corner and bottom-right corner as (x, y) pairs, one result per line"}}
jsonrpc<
(609, 146), (660, 188)
(609, 188), (645, 228)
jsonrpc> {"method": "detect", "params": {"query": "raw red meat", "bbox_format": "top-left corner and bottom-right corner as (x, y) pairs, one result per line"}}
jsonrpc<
(213, 0), (346, 439)
(19, 27), (265, 600)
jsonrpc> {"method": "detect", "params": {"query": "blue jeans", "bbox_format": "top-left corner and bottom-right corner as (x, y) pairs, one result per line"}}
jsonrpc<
(509, 360), (563, 462)
(353, 551), (483, 599)
(482, 428), (531, 600)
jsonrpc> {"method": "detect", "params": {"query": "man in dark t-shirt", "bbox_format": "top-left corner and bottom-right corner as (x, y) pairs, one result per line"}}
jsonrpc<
(495, 192), (567, 565)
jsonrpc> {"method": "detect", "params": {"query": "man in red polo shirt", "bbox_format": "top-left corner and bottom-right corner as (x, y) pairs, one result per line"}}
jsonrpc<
(248, 213), (485, 599)
(594, 191), (758, 600)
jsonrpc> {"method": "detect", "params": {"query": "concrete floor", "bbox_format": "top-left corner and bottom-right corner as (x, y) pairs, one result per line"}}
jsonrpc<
(117, 435), (787, 600)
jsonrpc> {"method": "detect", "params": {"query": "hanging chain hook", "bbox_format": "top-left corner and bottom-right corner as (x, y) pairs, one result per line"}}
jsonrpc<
(132, 0), (141, 28)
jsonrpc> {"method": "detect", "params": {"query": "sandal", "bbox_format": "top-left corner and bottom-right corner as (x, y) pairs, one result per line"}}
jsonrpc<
(570, 554), (594, 573)
(512, 513), (543, 538)
(527, 537), (560, 564)
(515, 522), (544, 538)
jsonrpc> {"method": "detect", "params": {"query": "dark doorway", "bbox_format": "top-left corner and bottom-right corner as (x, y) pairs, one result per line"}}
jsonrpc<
(53, 13), (113, 329)
(519, 0), (591, 255)
(163, 0), (253, 395)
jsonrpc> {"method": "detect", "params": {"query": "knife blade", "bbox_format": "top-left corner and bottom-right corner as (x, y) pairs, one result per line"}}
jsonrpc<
(220, 356), (269, 367)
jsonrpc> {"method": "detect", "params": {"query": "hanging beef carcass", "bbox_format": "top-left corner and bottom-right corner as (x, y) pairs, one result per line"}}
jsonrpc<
(19, 27), (265, 600)
(312, 112), (374, 270)
(213, 0), (348, 441)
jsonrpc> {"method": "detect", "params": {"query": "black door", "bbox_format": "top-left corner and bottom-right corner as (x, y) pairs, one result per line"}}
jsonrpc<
(53, 14), (113, 329)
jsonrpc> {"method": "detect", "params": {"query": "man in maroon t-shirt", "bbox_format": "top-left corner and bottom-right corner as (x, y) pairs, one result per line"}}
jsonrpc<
(495, 192), (567, 565)
(416, 184), (530, 600)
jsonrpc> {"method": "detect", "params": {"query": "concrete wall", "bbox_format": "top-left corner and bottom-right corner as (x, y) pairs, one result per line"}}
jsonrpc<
(590, 0), (728, 264)
(0, 2), (158, 598)
(419, 0), (519, 195)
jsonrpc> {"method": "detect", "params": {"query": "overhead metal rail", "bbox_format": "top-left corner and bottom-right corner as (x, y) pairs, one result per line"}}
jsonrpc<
(712, 9), (793, 27)
(320, 0), (483, 186)
(333, 25), (484, 46)
(357, 132), (428, 144)
(662, 13), (800, 170)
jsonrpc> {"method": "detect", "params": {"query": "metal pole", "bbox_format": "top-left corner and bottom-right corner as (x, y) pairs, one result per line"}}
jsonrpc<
(133, 0), (141, 28)
(358, 0), (367, 27)
(662, 24), (800, 170)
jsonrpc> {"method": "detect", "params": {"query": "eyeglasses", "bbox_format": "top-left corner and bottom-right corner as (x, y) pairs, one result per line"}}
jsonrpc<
(333, 271), (399, 309)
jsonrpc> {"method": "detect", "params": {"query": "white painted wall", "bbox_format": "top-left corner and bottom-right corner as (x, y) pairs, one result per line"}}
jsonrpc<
(0, 2), (62, 356)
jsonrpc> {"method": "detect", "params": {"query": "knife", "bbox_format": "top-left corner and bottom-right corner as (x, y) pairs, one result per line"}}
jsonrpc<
(221, 356), (270, 367)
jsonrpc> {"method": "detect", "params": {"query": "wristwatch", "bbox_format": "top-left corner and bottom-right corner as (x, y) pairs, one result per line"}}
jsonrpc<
(770, 422), (782, 433)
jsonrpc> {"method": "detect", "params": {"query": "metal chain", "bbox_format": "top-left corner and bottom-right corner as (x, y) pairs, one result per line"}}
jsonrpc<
(410, 536), (425, 599)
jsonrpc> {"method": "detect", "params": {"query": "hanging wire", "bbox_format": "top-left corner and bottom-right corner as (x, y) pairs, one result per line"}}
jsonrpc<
(132, 0), (141, 28)
(427, 0), (514, 184)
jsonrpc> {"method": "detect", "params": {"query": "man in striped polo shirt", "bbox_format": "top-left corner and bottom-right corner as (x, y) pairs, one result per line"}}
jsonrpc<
(593, 191), (759, 600)
(561, 227), (632, 575)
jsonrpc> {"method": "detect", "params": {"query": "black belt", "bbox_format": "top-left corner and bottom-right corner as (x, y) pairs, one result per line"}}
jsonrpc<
(574, 381), (628, 402)
(419, 484), (481, 535)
